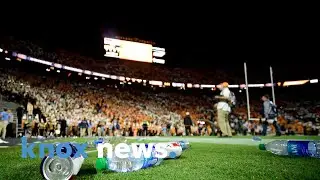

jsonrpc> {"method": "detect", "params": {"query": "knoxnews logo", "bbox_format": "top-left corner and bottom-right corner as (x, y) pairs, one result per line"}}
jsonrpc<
(21, 137), (168, 159)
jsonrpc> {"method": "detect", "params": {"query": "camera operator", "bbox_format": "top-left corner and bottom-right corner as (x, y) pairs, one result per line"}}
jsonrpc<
(215, 82), (232, 137)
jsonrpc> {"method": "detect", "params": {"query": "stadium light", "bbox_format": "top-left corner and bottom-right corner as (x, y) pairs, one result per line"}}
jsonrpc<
(2, 48), (319, 90)
(54, 63), (62, 68)
(149, 80), (163, 86)
(265, 83), (274, 87)
(17, 54), (27, 59)
(228, 85), (239, 88)
(119, 76), (125, 81)
(310, 79), (318, 83)
(153, 58), (165, 64)
(64, 66), (83, 73)
(193, 84), (200, 88)
(283, 80), (309, 87)
(248, 84), (264, 87)
(200, 85), (215, 88)
(84, 70), (92, 75)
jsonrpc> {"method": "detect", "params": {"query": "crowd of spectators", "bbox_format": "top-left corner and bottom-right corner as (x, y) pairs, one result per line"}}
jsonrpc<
(0, 35), (319, 139)
(1, 65), (319, 138)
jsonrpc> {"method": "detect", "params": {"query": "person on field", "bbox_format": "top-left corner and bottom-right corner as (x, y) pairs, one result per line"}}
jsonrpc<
(215, 82), (233, 137)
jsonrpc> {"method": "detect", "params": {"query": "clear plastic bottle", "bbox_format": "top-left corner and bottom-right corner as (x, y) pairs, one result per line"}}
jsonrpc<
(140, 149), (163, 168)
(259, 140), (320, 158)
(96, 151), (144, 173)
(96, 145), (163, 173)
(108, 151), (145, 172)
(177, 141), (190, 151)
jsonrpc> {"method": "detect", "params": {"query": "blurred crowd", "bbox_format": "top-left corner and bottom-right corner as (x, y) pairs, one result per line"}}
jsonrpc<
(0, 68), (209, 138)
(1, 66), (319, 139)
(0, 35), (319, 139)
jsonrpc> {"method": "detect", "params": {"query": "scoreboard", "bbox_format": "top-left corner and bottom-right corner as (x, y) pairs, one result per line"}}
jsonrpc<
(104, 38), (165, 64)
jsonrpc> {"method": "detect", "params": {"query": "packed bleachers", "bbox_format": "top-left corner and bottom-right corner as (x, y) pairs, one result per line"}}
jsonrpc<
(0, 35), (319, 139)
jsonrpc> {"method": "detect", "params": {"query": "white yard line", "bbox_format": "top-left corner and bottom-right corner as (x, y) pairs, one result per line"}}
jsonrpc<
(87, 149), (97, 153)
(86, 150), (97, 153)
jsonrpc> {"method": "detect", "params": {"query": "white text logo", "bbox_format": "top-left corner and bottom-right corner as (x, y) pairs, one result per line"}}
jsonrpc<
(97, 143), (167, 159)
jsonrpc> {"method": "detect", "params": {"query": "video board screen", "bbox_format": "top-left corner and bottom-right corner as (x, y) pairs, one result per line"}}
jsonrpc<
(104, 38), (153, 63)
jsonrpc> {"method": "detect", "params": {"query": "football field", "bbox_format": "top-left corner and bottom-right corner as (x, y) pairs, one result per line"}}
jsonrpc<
(1, 136), (320, 180)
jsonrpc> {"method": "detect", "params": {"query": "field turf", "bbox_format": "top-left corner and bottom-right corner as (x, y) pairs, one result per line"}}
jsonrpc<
(0, 136), (320, 180)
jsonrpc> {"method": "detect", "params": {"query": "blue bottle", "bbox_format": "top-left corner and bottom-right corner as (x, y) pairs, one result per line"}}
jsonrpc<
(259, 140), (320, 158)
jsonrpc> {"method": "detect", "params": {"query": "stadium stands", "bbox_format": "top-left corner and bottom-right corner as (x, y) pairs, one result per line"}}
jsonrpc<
(0, 35), (319, 138)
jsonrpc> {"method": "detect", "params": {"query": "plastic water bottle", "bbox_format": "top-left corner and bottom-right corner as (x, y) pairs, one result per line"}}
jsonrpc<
(252, 136), (262, 142)
(96, 151), (144, 173)
(140, 148), (164, 168)
(155, 142), (183, 159)
(177, 141), (190, 151)
(96, 145), (163, 173)
(259, 140), (320, 158)
(108, 151), (145, 172)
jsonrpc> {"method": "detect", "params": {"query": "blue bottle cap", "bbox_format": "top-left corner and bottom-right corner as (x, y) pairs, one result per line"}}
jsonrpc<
(169, 152), (177, 158)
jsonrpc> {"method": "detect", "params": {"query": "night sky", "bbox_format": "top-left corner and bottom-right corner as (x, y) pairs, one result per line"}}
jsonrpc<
(2, 13), (319, 81)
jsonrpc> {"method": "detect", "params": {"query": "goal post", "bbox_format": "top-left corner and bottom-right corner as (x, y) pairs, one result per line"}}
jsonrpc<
(244, 63), (275, 121)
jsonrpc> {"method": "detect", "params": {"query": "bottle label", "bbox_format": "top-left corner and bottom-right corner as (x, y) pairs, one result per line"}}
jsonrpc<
(142, 157), (158, 168)
(287, 141), (312, 156)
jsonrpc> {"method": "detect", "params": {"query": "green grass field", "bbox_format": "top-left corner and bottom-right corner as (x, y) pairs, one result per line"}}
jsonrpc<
(1, 136), (320, 180)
